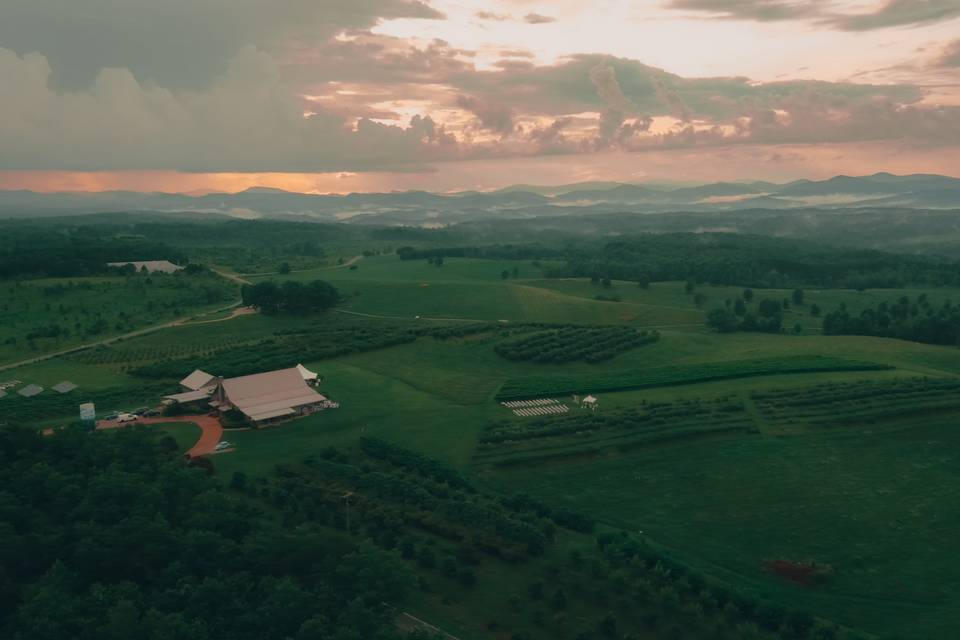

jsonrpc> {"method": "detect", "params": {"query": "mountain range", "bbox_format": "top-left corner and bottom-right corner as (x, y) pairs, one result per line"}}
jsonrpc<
(1, 173), (958, 224)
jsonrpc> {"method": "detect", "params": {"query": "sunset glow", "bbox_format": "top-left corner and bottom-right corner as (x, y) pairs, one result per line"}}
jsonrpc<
(1, 0), (958, 193)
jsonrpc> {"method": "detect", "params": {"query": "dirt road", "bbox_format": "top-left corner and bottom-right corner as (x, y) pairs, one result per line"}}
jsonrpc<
(97, 415), (224, 457)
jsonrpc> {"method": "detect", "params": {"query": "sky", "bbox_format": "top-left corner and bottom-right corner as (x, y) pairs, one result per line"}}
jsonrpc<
(0, 0), (958, 193)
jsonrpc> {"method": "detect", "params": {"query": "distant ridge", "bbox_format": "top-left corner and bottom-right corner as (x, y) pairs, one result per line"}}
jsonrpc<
(1, 173), (957, 222)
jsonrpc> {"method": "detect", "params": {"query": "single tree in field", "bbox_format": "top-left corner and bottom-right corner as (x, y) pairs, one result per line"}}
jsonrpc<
(636, 274), (650, 289)
(743, 288), (754, 302)
(278, 262), (291, 275)
(734, 298), (747, 316)
(601, 278), (612, 289)
(706, 308), (739, 332)
(758, 298), (781, 318)
(810, 303), (821, 317)
(501, 270), (510, 280)
(792, 288), (805, 305)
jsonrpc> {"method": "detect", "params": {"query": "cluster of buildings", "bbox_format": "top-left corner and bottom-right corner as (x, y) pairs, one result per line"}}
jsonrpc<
(164, 364), (337, 426)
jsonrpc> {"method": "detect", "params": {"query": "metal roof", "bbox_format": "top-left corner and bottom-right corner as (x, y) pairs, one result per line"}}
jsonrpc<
(180, 369), (216, 391)
(220, 367), (326, 422)
(52, 381), (78, 394)
(164, 389), (214, 403)
(17, 384), (44, 397)
(107, 260), (183, 274)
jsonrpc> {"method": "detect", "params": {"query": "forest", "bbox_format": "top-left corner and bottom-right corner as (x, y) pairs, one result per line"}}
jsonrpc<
(822, 295), (960, 345)
(0, 227), (186, 278)
(554, 234), (960, 289)
(0, 424), (413, 640)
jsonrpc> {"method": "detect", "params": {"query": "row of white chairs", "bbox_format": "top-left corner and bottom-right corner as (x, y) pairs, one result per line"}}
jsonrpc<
(513, 405), (569, 417)
(502, 398), (558, 408)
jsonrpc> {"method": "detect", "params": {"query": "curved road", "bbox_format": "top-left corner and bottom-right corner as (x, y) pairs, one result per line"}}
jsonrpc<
(97, 415), (224, 457)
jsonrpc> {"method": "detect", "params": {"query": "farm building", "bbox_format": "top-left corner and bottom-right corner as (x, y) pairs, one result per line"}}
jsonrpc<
(164, 364), (334, 425)
(107, 260), (183, 274)
(211, 367), (332, 425)
(180, 369), (217, 391)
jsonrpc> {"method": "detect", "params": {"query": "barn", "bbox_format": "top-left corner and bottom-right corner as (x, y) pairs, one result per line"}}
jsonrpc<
(211, 367), (333, 425)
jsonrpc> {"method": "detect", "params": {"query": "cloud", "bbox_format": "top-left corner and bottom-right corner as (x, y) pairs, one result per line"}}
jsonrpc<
(455, 95), (516, 136)
(933, 39), (960, 67)
(666, 0), (960, 30)
(523, 12), (557, 24)
(667, 0), (820, 22)
(474, 10), (556, 24)
(0, 46), (459, 172)
(827, 0), (960, 30)
(475, 10), (511, 21)
(0, 0), (443, 90)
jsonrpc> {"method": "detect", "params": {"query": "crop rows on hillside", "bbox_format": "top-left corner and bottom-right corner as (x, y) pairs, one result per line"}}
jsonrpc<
(475, 398), (757, 466)
(753, 377), (960, 426)
(496, 356), (891, 400)
(495, 327), (660, 364)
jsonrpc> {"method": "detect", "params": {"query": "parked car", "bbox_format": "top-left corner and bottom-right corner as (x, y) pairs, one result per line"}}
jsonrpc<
(116, 413), (138, 423)
(103, 413), (119, 421)
(214, 441), (232, 451)
(142, 409), (160, 417)
(132, 407), (149, 415)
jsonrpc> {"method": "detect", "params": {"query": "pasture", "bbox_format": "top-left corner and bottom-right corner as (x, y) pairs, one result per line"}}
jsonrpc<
(6, 254), (960, 638)
(484, 415), (960, 639)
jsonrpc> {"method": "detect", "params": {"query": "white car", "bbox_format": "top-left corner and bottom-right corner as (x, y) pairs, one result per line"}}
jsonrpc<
(214, 441), (232, 451)
(115, 413), (138, 423)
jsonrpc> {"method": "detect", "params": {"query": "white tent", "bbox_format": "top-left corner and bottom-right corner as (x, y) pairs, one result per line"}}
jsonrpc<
(582, 395), (598, 405)
(296, 363), (320, 383)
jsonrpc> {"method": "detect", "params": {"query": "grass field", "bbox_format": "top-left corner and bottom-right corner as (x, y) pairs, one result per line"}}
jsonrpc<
(483, 416), (960, 638)
(7, 255), (960, 638)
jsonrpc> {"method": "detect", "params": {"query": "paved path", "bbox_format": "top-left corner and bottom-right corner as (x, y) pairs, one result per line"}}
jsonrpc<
(97, 415), (224, 457)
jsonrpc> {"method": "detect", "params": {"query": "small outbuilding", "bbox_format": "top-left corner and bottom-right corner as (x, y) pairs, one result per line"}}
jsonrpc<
(107, 260), (183, 274)
(180, 369), (217, 391)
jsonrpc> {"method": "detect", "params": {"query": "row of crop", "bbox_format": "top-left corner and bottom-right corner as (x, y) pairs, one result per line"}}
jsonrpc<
(495, 327), (660, 364)
(274, 457), (551, 556)
(496, 355), (891, 400)
(131, 327), (416, 379)
(753, 377), (960, 408)
(475, 422), (757, 468)
(482, 401), (738, 444)
(359, 437), (474, 492)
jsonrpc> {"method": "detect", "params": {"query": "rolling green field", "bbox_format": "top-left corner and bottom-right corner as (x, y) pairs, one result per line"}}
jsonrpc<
(0, 272), (236, 366)
(6, 254), (960, 639)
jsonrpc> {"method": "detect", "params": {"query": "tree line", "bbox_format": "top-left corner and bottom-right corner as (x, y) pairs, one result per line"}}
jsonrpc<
(553, 233), (960, 289)
(0, 227), (186, 278)
(241, 280), (340, 314)
(823, 295), (960, 345)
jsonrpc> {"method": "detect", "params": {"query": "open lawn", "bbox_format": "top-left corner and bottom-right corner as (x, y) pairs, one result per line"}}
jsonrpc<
(155, 421), (202, 453)
(483, 417), (960, 639)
